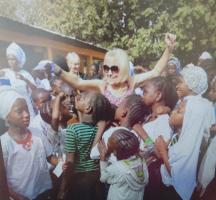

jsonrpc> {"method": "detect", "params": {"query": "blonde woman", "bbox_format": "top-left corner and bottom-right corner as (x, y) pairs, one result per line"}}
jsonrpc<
(66, 52), (81, 74)
(53, 33), (176, 106)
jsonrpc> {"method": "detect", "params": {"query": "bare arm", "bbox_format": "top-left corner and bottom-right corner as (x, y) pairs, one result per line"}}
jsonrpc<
(155, 136), (171, 175)
(16, 73), (37, 91)
(57, 152), (75, 200)
(132, 123), (149, 141)
(51, 92), (65, 132)
(92, 121), (107, 148)
(53, 64), (103, 92)
(134, 33), (176, 87)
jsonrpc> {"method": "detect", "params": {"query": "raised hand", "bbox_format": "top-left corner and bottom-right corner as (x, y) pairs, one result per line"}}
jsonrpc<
(165, 33), (176, 50)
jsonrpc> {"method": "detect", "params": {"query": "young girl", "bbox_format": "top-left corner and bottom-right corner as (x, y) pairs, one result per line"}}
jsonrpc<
(98, 129), (148, 200)
(156, 95), (214, 200)
(63, 91), (113, 200)
(155, 64), (213, 200)
(138, 76), (178, 200)
(0, 86), (52, 200)
(141, 76), (178, 143)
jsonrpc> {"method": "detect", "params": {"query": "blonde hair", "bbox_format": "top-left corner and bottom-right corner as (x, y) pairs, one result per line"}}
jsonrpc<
(66, 52), (80, 63)
(104, 48), (130, 84)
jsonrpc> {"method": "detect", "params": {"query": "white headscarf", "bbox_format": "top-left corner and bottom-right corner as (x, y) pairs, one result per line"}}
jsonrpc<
(0, 86), (24, 120)
(180, 64), (208, 95)
(168, 57), (181, 73)
(168, 96), (215, 200)
(199, 51), (213, 60)
(33, 60), (52, 71)
(6, 42), (26, 68)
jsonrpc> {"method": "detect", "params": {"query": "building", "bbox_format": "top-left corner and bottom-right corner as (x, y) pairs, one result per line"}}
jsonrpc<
(0, 16), (106, 73)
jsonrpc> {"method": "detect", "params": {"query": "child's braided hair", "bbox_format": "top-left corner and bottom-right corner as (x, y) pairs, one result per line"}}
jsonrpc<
(110, 129), (139, 160)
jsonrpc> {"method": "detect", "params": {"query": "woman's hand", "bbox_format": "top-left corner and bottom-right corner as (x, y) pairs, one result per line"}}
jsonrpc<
(98, 139), (108, 161)
(165, 33), (176, 51)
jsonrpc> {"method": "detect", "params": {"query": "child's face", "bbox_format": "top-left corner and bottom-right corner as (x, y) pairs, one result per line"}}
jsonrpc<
(176, 77), (192, 99)
(142, 82), (160, 107)
(35, 92), (51, 110)
(51, 79), (63, 96)
(115, 99), (126, 123)
(75, 92), (92, 113)
(169, 101), (186, 129)
(7, 98), (30, 128)
(207, 80), (216, 102)
(166, 63), (177, 76)
(7, 54), (18, 70)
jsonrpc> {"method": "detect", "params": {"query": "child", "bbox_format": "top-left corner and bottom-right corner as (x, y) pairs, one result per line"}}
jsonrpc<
(155, 64), (213, 200)
(63, 91), (113, 200)
(139, 76), (178, 200)
(98, 129), (148, 200)
(31, 88), (51, 113)
(30, 88), (56, 154)
(141, 76), (178, 143)
(176, 64), (208, 100)
(90, 94), (149, 163)
(156, 95), (214, 200)
(0, 86), (52, 200)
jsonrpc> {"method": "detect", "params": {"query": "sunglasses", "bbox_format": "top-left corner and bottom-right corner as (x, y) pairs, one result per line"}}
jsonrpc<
(103, 65), (119, 73)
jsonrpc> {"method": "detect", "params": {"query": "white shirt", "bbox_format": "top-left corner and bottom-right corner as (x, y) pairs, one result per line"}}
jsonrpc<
(100, 156), (148, 200)
(143, 114), (172, 142)
(1, 131), (52, 200)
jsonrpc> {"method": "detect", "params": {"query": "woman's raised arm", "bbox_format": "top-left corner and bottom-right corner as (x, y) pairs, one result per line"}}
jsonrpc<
(134, 33), (176, 87)
(52, 64), (104, 92)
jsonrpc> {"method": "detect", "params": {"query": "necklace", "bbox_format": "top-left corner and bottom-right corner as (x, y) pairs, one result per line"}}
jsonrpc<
(14, 131), (33, 151)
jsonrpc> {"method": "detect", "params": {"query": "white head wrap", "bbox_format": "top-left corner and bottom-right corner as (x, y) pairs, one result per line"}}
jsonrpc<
(168, 57), (181, 73)
(6, 42), (26, 68)
(199, 51), (213, 60)
(0, 86), (24, 120)
(165, 96), (215, 200)
(34, 60), (52, 71)
(180, 64), (208, 95)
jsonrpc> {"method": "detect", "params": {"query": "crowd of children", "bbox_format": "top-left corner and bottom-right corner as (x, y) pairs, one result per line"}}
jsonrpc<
(0, 33), (216, 200)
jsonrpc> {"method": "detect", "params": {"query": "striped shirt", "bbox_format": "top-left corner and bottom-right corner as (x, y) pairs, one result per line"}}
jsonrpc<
(64, 123), (99, 173)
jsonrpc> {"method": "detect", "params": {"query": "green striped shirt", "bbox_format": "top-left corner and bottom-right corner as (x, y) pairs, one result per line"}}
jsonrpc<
(64, 123), (99, 173)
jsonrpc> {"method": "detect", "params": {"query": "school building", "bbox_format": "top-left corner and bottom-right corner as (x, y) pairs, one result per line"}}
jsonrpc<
(0, 16), (106, 73)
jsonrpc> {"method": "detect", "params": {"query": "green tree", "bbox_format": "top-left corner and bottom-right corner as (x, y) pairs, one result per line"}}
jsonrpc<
(0, 0), (216, 66)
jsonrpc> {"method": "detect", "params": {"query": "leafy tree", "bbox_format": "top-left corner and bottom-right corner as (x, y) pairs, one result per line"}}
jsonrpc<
(0, 0), (216, 66)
